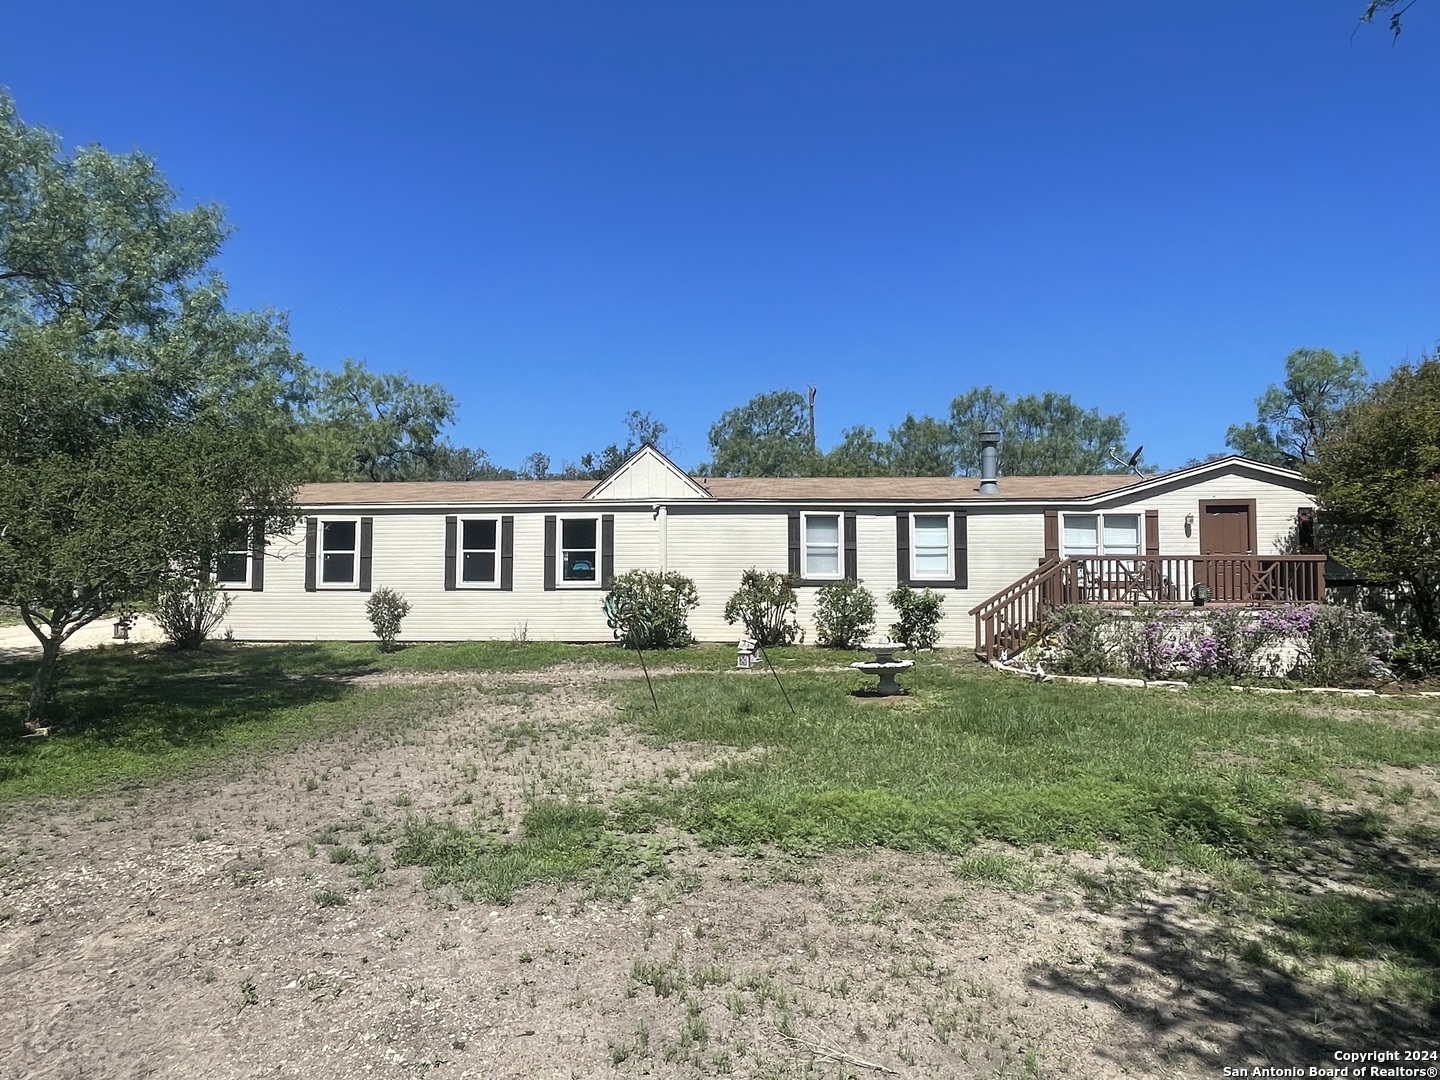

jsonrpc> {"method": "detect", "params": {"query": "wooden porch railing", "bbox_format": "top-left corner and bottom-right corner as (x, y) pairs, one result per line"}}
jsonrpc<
(969, 558), (1066, 663)
(969, 555), (1328, 662)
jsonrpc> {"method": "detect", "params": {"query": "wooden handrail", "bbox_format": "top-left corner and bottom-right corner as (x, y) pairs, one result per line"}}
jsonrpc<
(969, 558), (1067, 662)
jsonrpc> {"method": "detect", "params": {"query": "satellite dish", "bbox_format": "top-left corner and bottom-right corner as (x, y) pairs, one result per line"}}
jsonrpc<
(1127, 446), (1144, 470)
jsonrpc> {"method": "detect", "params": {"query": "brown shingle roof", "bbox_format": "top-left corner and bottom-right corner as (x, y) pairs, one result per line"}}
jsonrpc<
(298, 480), (596, 505)
(296, 474), (1133, 506)
(698, 476), (1131, 500)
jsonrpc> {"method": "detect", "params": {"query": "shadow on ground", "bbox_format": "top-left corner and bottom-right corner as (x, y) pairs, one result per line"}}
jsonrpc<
(1030, 806), (1440, 1072)
(0, 643), (382, 769)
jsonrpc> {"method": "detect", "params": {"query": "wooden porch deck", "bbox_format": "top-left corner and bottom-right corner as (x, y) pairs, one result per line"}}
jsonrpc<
(969, 555), (1327, 661)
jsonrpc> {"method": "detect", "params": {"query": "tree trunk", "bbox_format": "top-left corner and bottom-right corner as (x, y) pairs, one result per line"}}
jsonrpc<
(26, 635), (62, 730)
(1411, 578), (1440, 642)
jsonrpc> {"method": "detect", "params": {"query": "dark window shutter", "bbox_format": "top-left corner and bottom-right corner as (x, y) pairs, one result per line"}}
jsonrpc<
(250, 523), (265, 592)
(359, 517), (373, 592)
(601, 514), (615, 588)
(1145, 509), (1160, 556)
(304, 517), (317, 592)
(500, 516), (515, 590)
(844, 511), (857, 581)
(787, 511), (801, 579)
(444, 516), (458, 590)
(543, 515), (557, 591)
(895, 510), (911, 586)
(953, 510), (968, 589)
(1043, 509), (1060, 562)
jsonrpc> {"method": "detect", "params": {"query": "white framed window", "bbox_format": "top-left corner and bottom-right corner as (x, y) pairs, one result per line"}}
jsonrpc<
(911, 512), (952, 580)
(802, 512), (842, 579)
(214, 523), (252, 589)
(319, 518), (360, 588)
(559, 516), (600, 586)
(1063, 514), (1141, 557)
(1104, 514), (1141, 556)
(459, 517), (500, 588)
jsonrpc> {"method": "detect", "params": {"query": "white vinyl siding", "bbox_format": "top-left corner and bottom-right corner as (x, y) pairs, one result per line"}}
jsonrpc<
(802, 513), (842, 579)
(911, 513), (951, 580)
(319, 519), (359, 588)
(459, 518), (499, 587)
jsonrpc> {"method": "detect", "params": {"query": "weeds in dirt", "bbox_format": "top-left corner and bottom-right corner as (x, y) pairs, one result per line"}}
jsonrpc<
(954, 852), (1040, 892)
(1074, 864), (1149, 913)
(391, 800), (662, 904)
(313, 885), (347, 908)
(609, 1018), (651, 1065)
(631, 956), (685, 998)
(238, 977), (259, 1009)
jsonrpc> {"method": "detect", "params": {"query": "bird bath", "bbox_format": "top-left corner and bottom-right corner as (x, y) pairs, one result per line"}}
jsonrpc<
(850, 639), (915, 696)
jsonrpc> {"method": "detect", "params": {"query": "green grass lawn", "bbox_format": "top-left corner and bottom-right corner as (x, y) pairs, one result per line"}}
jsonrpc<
(0, 643), (412, 798)
(311, 637), (754, 673)
(613, 662), (1440, 863)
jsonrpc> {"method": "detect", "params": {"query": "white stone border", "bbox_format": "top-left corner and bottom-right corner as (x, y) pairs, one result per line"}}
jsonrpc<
(986, 659), (1440, 698)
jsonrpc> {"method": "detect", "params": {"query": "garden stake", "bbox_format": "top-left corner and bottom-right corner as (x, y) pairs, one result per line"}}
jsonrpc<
(758, 644), (796, 716)
(635, 639), (659, 712)
(603, 594), (659, 712)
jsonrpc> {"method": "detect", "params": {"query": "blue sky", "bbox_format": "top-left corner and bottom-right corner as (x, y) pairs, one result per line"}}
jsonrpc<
(2, 1), (1435, 471)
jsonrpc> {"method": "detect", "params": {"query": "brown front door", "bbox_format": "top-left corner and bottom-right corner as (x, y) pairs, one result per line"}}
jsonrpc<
(1198, 501), (1255, 601)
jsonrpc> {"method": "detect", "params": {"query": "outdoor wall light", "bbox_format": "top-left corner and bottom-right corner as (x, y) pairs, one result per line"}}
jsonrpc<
(1191, 582), (1212, 607)
(1184, 512), (1194, 536)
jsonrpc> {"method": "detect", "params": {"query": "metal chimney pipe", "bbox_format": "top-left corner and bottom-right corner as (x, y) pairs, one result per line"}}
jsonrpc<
(979, 430), (1000, 494)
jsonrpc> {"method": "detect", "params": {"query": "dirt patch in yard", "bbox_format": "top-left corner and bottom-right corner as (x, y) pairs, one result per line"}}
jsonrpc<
(1, 678), (1431, 1079)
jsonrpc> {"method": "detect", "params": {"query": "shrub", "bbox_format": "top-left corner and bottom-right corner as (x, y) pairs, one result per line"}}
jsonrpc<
(723, 569), (800, 647)
(887, 584), (945, 651)
(1300, 605), (1392, 685)
(365, 587), (410, 652)
(814, 579), (877, 648)
(1039, 603), (1394, 684)
(1392, 635), (1440, 680)
(154, 579), (233, 649)
(1049, 605), (1119, 675)
(602, 570), (700, 649)
(1116, 609), (1177, 678)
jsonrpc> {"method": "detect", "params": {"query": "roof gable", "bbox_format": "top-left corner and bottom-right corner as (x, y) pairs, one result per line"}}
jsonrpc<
(1082, 455), (1310, 505)
(584, 444), (713, 501)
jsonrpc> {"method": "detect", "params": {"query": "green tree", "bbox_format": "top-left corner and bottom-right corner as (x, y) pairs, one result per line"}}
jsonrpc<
(520, 451), (551, 480)
(560, 410), (669, 480)
(886, 414), (961, 476)
(0, 335), (298, 728)
(703, 390), (821, 477)
(417, 444), (518, 481)
(0, 93), (300, 727)
(949, 387), (1136, 475)
(1308, 354), (1440, 639)
(296, 358), (456, 481)
(1225, 348), (1368, 468)
(823, 425), (891, 476)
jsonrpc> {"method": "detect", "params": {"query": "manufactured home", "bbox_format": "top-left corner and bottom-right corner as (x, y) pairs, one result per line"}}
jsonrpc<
(217, 444), (1321, 656)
